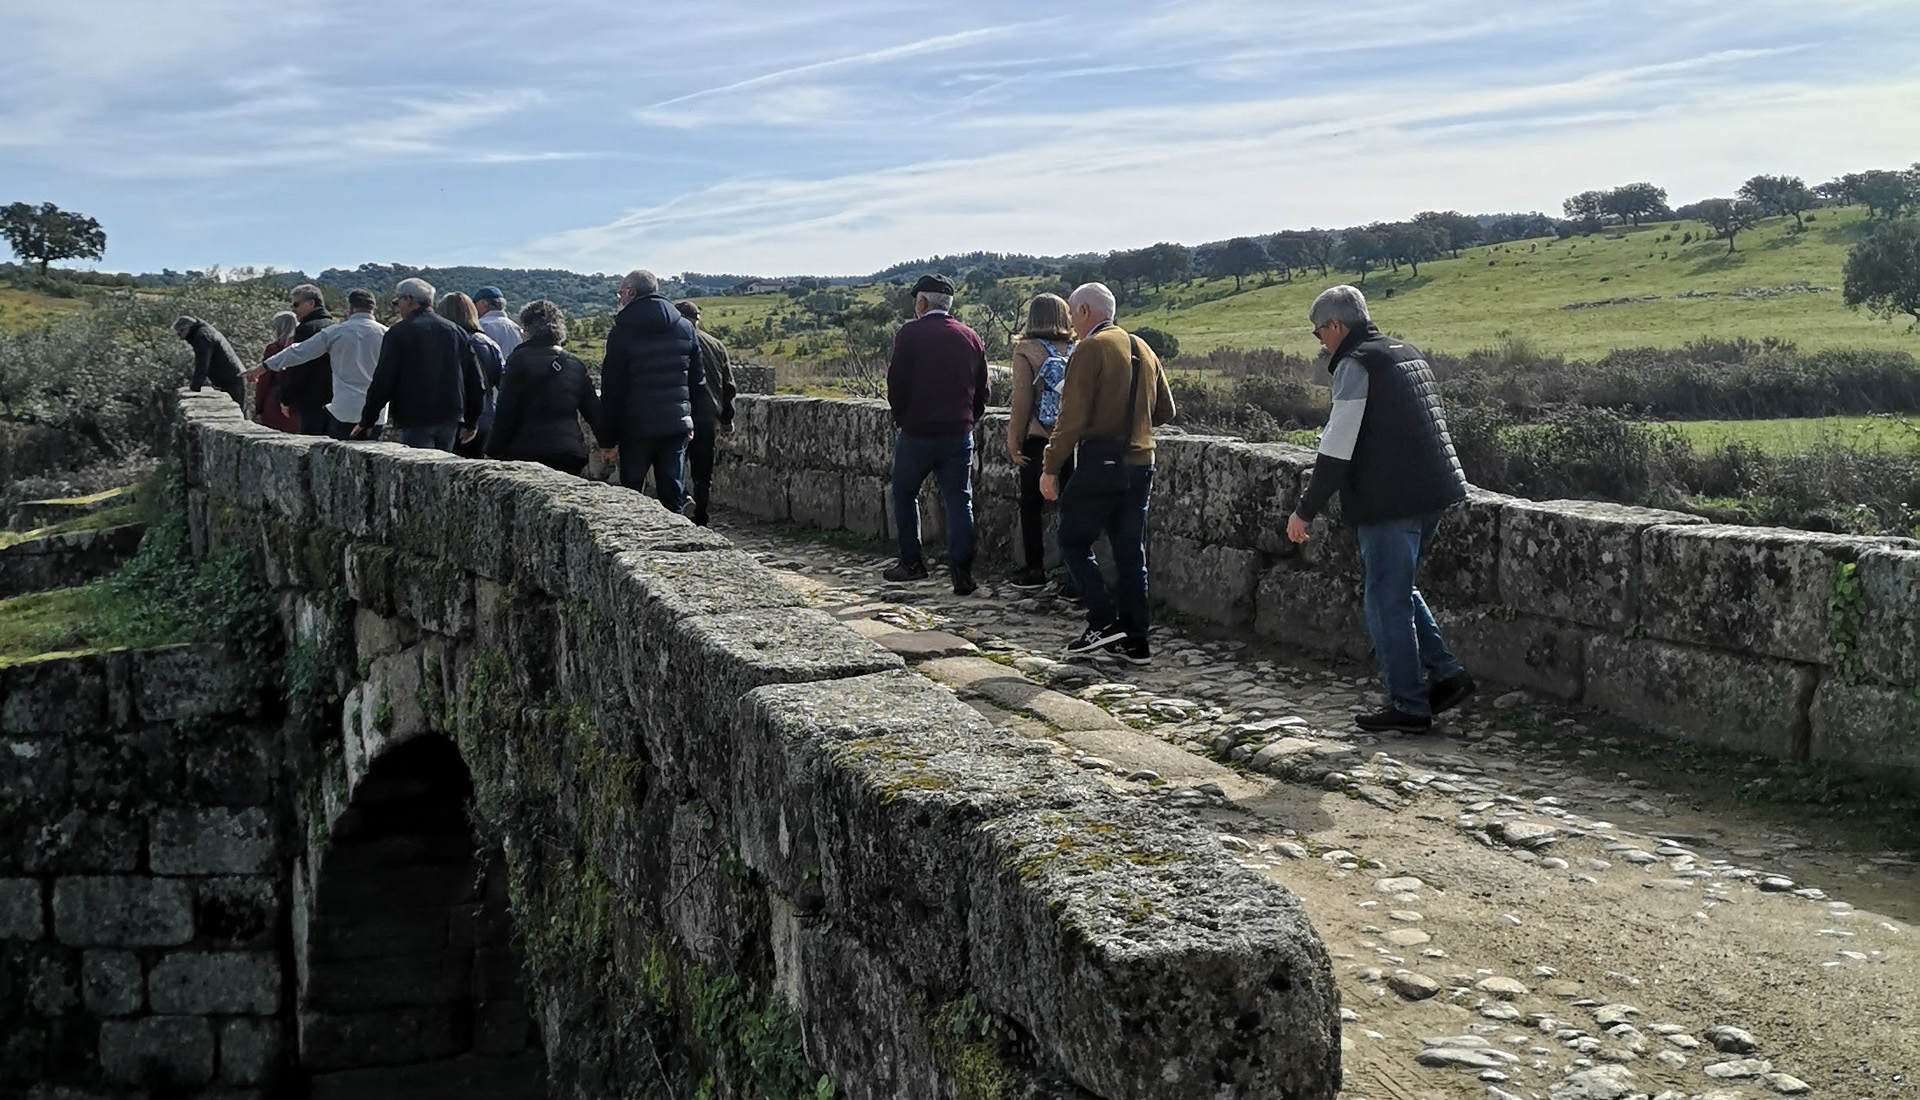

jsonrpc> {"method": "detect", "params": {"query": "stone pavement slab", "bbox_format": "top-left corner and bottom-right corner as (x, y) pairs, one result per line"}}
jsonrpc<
(840, 619), (979, 659)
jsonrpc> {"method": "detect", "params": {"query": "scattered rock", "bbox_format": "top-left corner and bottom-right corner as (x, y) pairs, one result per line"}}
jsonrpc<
(1218, 834), (1254, 853)
(1385, 928), (1432, 948)
(1704, 1057), (1772, 1079)
(1389, 972), (1443, 1000)
(1476, 976), (1529, 1000)
(1592, 1004), (1639, 1027)
(1273, 840), (1309, 860)
(1765, 1072), (1812, 1095)
(1548, 1064), (1636, 1100)
(1704, 1025), (1758, 1054)
(1376, 876), (1425, 894)
(1494, 691), (1528, 710)
(1494, 821), (1559, 849)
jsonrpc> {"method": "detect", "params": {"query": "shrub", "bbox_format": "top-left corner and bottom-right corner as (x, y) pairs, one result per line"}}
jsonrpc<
(1133, 326), (1179, 360)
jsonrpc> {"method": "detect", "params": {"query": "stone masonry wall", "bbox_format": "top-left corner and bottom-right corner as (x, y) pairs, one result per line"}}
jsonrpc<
(0, 645), (290, 1097)
(712, 395), (1920, 777)
(171, 388), (1342, 1100)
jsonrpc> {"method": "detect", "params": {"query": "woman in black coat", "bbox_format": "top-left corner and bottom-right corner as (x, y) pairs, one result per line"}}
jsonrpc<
(484, 301), (603, 476)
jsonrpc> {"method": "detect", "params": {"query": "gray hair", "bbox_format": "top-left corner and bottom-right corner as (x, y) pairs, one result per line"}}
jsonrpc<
(289, 283), (324, 309)
(1067, 282), (1117, 322)
(917, 291), (953, 312)
(1309, 284), (1370, 329)
(394, 277), (436, 307)
(518, 299), (567, 346)
(620, 269), (660, 296)
(271, 310), (298, 343)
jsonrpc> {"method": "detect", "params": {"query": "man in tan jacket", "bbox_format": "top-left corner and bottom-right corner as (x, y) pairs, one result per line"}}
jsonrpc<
(1041, 282), (1176, 664)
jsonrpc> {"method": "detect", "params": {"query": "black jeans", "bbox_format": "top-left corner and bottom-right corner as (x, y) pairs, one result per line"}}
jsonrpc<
(1017, 435), (1071, 570)
(296, 402), (332, 437)
(620, 434), (690, 512)
(325, 414), (356, 441)
(1058, 463), (1154, 640)
(686, 424), (718, 524)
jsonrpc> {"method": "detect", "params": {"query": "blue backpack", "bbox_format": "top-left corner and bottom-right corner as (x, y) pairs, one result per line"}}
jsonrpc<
(1033, 339), (1073, 429)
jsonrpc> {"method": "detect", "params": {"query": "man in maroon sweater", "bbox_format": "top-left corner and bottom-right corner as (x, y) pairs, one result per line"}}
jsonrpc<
(885, 274), (990, 594)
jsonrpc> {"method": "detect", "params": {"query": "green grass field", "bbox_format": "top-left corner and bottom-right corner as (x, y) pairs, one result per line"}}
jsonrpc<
(1664, 415), (1920, 454)
(0, 286), (84, 334)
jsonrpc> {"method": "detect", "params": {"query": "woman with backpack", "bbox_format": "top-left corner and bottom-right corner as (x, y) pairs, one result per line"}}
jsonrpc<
(436, 292), (507, 458)
(486, 300), (604, 476)
(1006, 293), (1076, 591)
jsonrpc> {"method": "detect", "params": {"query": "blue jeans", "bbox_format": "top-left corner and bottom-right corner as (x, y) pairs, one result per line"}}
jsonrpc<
(398, 422), (458, 451)
(621, 434), (689, 512)
(1357, 512), (1466, 717)
(1058, 464), (1154, 640)
(890, 432), (975, 566)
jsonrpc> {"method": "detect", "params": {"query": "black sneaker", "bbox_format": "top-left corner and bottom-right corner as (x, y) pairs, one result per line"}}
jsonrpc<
(883, 560), (928, 583)
(1430, 672), (1477, 716)
(1114, 637), (1152, 665)
(1065, 622), (1127, 655)
(1008, 567), (1049, 590)
(952, 564), (978, 596)
(1356, 707), (1433, 734)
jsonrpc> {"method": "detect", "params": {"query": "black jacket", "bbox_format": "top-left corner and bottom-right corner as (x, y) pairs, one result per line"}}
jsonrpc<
(486, 343), (603, 465)
(183, 321), (246, 396)
(359, 309), (484, 430)
(691, 327), (736, 430)
(279, 307), (336, 411)
(1297, 323), (1467, 525)
(599, 295), (704, 442)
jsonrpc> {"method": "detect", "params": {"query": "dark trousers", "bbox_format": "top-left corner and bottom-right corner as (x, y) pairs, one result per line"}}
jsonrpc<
(398, 422), (458, 451)
(326, 414), (356, 441)
(296, 403), (332, 437)
(1017, 436), (1071, 570)
(687, 424), (718, 524)
(454, 431), (489, 459)
(620, 434), (689, 512)
(1058, 464), (1154, 640)
(890, 431), (975, 567)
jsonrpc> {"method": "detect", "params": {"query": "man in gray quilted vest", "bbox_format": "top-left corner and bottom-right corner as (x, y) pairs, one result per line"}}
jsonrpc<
(1286, 285), (1475, 733)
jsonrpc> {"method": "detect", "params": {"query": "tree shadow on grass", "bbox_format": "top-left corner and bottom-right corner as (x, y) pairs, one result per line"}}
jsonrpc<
(1687, 250), (1749, 276)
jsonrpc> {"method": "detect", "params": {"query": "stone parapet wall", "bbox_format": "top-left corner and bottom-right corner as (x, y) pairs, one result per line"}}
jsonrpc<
(171, 389), (1341, 1099)
(0, 646), (289, 1096)
(714, 395), (1920, 775)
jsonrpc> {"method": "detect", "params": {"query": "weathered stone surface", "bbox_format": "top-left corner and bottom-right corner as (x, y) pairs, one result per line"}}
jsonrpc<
(297, 1006), (466, 1070)
(3, 654), (109, 734)
(714, 459), (791, 521)
(99, 1015), (215, 1086)
(1149, 533), (1261, 628)
(20, 809), (139, 873)
(150, 807), (275, 875)
(1150, 434), (1218, 540)
(0, 878), (43, 939)
(80, 950), (143, 1015)
(1438, 610), (1587, 700)
(53, 877), (194, 947)
(1584, 636), (1814, 758)
(1808, 679), (1920, 773)
(147, 950), (280, 1014)
(1422, 488), (1514, 605)
(1499, 500), (1704, 630)
(1254, 564), (1369, 660)
(1857, 546), (1920, 687)
(134, 644), (255, 725)
(1641, 525), (1891, 664)
(1198, 440), (1313, 554)
(0, 522), (145, 599)
(789, 466), (846, 530)
(841, 472), (891, 541)
(219, 1017), (283, 1085)
(306, 1050), (547, 1100)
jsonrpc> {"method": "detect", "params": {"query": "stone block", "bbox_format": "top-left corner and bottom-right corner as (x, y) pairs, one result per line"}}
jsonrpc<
(308, 438), (388, 538)
(297, 1006), (465, 1070)
(1253, 564), (1369, 660)
(245, 432), (316, 523)
(514, 478), (728, 601)
(306, 1050), (547, 1100)
(82, 949), (144, 1014)
(789, 466), (845, 530)
(1149, 533), (1261, 628)
(54, 877), (194, 947)
(2, 653), (109, 734)
(841, 473), (891, 542)
(302, 949), (469, 1012)
(134, 644), (255, 724)
(1422, 488), (1511, 605)
(1640, 525), (1894, 665)
(1438, 610), (1587, 700)
(100, 1015), (215, 1086)
(1857, 546), (1920, 687)
(150, 807), (276, 875)
(791, 922), (949, 1100)
(390, 553), (475, 637)
(148, 950), (281, 1014)
(371, 446), (465, 551)
(219, 1017), (283, 1085)
(1808, 679), (1920, 773)
(1, 734), (66, 807)
(181, 726), (275, 807)
(715, 459), (790, 521)
(1498, 499), (1705, 630)
(473, 1000), (535, 1056)
(1151, 434), (1220, 540)
(1584, 635), (1814, 758)
(343, 542), (397, 615)
(1200, 440), (1314, 554)
(194, 876), (281, 948)
(0, 878), (43, 939)
(22, 808), (140, 873)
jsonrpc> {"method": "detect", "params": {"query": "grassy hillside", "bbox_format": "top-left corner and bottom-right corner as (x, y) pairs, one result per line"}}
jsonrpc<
(1665, 415), (1920, 455)
(0, 287), (85, 334)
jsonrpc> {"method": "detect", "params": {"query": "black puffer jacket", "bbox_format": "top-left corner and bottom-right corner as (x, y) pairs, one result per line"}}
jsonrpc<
(599, 294), (704, 442)
(279, 307), (335, 412)
(183, 321), (246, 396)
(486, 343), (603, 465)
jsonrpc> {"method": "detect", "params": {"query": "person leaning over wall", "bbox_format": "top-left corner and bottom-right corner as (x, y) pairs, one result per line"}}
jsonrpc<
(486, 299), (603, 476)
(1041, 281), (1175, 665)
(884, 273), (990, 595)
(1285, 284), (1476, 733)
(675, 299), (737, 527)
(1006, 292), (1078, 594)
(173, 315), (249, 410)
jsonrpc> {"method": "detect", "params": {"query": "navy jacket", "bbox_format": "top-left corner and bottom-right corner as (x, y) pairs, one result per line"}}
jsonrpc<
(359, 309), (484, 431)
(600, 294), (704, 442)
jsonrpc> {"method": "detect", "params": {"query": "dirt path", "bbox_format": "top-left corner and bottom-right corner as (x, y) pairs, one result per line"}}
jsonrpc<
(715, 516), (1919, 1100)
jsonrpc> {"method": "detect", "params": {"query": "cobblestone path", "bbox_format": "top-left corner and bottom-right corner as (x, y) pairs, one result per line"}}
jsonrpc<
(714, 516), (1918, 1100)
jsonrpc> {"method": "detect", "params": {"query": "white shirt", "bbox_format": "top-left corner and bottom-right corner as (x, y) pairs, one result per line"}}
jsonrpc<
(266, 311), (389, 425)
(478, 308), (524, 362)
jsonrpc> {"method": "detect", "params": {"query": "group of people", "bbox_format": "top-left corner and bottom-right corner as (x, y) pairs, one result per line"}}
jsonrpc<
(883, 275), (1475, 733)
(184, 268), (1477, 734)
(179, 270), (738, 525)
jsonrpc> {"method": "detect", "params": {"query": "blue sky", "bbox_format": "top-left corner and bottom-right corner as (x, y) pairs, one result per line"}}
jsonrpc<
(4, 0), (1917, 277)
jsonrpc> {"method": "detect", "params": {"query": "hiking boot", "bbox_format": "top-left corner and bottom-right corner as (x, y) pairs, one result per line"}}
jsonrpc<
(952, 563), (978, 596)
(1113, 637), (1152, 666)
(883, 559), (928, 583)
(1430, 672), (1477, 716)
(1008, 566), (1049, 590)
(1065, 621), (1127, 656)
(1355, 707), (1433, 734)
